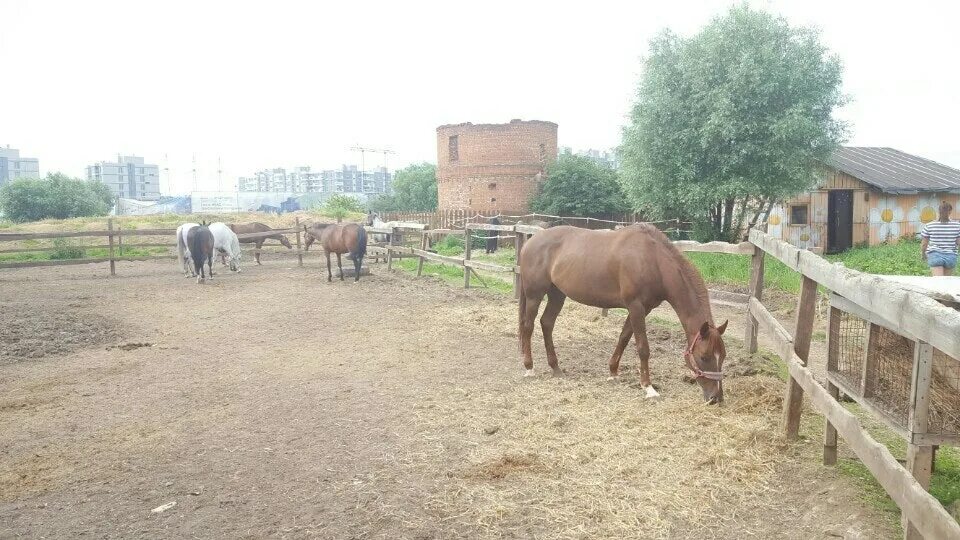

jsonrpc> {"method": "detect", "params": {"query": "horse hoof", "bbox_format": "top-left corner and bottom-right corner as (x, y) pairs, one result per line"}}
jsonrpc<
(644, 386), (662, 400)
(551, 369), (564, 378)
(523, 369), (535, 378)
(606, 375), (620, 382)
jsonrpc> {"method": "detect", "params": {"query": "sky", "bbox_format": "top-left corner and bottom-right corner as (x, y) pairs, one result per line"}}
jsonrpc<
(1, 0), (958, 194)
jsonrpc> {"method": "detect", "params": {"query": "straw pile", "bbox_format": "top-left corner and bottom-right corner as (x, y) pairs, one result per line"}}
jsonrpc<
(381, 300), (798, 539)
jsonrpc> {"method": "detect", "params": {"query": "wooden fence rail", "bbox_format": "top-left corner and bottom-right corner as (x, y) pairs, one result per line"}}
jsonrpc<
(747, 229), (960, 540)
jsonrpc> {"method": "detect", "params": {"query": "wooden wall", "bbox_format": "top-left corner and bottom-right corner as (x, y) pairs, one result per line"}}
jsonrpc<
(771, 167), (960, 251)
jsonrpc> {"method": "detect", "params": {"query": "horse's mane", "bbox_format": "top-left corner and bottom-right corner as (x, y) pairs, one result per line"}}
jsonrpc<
(632, 224), (713, 322)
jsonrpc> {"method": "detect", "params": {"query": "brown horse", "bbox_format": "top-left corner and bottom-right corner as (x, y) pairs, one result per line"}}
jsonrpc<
(227, 222), (292, 265)
(304, 223), (368, 282)
(518, 224), (728, 403)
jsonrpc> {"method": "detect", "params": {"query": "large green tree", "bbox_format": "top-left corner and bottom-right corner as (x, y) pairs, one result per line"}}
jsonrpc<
(0, 173), (114, 222)
(530, 152), (627, 216)
(620, 5), (847, 241)
(368, 163), (437, 212)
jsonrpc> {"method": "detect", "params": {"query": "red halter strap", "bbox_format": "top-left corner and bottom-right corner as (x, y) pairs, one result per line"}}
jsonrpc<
(684, 332), (724, 381)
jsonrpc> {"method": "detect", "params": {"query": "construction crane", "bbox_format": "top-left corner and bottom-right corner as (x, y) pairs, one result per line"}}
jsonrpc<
(350, 146), (395, 193)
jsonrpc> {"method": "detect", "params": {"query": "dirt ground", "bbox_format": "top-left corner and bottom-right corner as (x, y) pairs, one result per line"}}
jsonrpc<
(0, 257), (894, 539)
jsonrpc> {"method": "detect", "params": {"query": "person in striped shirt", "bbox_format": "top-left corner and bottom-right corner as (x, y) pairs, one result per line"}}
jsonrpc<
(920, 201), (960, 276)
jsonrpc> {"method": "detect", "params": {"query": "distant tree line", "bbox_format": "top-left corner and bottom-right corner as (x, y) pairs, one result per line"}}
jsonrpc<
(0, 173), (114, 223)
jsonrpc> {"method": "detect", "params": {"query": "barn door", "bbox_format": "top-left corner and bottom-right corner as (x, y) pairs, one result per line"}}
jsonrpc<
(828, 190), (853, 253)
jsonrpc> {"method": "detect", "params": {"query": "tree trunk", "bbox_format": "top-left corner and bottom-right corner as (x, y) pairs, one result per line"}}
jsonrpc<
(722, 198), (735, 240)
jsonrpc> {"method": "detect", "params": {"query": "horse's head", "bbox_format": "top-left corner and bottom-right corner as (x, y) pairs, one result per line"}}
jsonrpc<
(280, 235), (293, 249)
(303, 231), (315, 251)
(689, 320), (728, 404)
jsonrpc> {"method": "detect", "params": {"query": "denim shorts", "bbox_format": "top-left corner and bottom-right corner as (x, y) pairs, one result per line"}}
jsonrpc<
(928, 251), (958, 269)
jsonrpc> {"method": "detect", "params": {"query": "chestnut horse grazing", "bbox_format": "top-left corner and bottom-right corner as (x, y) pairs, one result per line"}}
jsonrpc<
(228, 222), (292, 265)
(304, 223), (368, 282)
(518, 224), (728, 403)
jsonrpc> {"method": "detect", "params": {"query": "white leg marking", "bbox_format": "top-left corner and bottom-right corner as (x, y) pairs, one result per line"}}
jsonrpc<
(644, 385), (661, 399)
(524, 369), (535, 378)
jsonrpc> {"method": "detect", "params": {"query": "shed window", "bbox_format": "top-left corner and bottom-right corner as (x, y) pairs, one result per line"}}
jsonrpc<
(790, 204), (809, 225)
(448, 135), (459, 161)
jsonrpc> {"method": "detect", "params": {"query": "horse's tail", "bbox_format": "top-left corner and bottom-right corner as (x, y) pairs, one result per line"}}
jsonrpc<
(351, 226), (367, 262)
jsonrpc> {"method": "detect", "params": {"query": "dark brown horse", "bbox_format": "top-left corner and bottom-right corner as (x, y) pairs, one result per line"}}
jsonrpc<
(518, 224), (728, 403)
(304, 223), (368, 282)
(187, 221), (215, 284)
(228, 222), (292, 265)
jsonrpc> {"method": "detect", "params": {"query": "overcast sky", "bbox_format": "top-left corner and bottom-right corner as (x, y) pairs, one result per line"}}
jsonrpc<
(1, 0), (958, 194)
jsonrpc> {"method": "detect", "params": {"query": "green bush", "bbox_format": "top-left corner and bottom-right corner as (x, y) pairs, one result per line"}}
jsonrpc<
(432, 233), (485, 255)
(321, 194), (365, 222)
(49, 238), (85, 260)
(0, 173), (113, 222)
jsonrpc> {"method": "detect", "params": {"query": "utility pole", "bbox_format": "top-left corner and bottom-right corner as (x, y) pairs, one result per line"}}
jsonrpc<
(350, 146), (395, 193)
(217, 156), (223, 191)
(192, 153), (198, 192)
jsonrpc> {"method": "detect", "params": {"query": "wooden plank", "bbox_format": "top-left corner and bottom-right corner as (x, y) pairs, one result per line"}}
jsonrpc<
(908, 342), (934, 436)
(466, 223), (515, 232)
(108, 219), (116, 276)
(913, 432), (960, 446)
(788, 355), (960, 540)
(904, 444), (935, 540)
(0, 255), (176, 269)
(748, 297), (794, 365)
(751, 229), (960, 361)
(464, 259), (512, 273)
(744, 249), (765, 353)
(830, 293), (919, 341)
(295, 217), (303, 267)
(0, 243), (174, 253)
(861, 323), (881, 397)
(386, 245), (415, 255)
(514, 224), (544, 235)
(411, 248), (464, 266)
(417, 231), (427, 277)
(463, 228), (472, 288)
(783, 275), (818, 439)
(673, 240), (756, 254)
(827, 373), (911, 441)
(824, 381), (840, 465)
(365, 226), (394, 235)
(0, 228), (177, 241)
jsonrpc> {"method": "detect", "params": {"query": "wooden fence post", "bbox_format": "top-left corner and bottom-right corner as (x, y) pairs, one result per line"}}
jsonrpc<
(463, 225), (471, 288)
(783, 275), (817, 439)
(823, 305), (841, 465)
(107, 218), (116, 276)
(117, 222), (123, 256)
(387, 226), (397, 271)
(295, 217), (303, 267)
(744, 247), (765, 353)
(904, 341), (934, 540)
(417, 230), (427, 277)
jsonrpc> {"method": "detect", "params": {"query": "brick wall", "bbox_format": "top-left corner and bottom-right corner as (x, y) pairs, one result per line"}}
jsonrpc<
(436, 119), (558, 212)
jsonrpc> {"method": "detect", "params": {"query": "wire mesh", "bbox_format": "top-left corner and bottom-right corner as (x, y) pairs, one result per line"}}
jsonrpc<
(832, 311), (867, 391)
(928, 349), (960, 436)
(869, 328), (914, 427)
(831, 308), (960, 438)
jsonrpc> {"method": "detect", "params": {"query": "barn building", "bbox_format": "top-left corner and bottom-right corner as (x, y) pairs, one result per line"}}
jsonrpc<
(436, 119), (558, 212)
(769, 147), (960, 253)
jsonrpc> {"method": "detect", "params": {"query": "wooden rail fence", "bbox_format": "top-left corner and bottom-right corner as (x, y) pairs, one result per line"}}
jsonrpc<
(2, 219), (959, 538)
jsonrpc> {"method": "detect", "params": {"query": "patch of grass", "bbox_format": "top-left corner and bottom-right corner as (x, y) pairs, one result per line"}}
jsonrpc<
(685, 252), (801, 293)
(811, 330), (827, 342)
(393, 258), (513, 293)
(826, 239), (928, 276)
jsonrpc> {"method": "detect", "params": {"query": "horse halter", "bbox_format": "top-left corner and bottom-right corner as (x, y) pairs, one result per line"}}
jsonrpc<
(683, 332), (724, 381)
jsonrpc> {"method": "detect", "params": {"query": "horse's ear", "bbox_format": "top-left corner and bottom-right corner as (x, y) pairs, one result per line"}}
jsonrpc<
(699, 321), (711, 339)
(717, 320), (728, 335)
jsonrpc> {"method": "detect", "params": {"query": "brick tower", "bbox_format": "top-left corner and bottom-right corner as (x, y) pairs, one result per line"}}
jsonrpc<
(436, 119), (558, 212)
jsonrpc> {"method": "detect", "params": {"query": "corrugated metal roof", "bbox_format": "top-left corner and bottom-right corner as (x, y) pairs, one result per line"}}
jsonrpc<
(828, 147), (960, 194)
